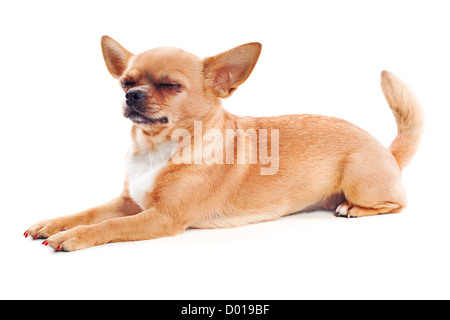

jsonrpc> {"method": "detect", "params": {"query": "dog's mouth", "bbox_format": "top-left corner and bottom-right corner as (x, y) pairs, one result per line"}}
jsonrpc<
(125, 109), (168, 125)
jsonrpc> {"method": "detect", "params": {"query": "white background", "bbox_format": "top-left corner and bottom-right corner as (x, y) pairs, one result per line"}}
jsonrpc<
(1, 0), (449, 300)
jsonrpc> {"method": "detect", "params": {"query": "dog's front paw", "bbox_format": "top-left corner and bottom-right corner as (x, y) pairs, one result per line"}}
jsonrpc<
(42, 225), (97, 252)
(24, 218), (71, 240)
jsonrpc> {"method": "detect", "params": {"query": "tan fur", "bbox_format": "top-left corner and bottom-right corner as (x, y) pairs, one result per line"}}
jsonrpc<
(25, 36), (424, 251)
(381, 70), (424, 170)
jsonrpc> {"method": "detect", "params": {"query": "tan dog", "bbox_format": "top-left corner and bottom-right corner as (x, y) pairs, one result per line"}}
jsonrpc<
(24, 36), (424, 251)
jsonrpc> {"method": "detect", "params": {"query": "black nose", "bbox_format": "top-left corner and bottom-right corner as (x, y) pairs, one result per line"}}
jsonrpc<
(125, 89), (146, 106)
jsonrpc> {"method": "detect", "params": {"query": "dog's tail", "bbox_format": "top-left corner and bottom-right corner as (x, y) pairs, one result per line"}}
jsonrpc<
(381, 70), (424, 170)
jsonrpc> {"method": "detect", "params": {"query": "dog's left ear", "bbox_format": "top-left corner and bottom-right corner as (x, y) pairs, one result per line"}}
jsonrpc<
(203, 43), (262, 98)
(101, 35), (134, 79)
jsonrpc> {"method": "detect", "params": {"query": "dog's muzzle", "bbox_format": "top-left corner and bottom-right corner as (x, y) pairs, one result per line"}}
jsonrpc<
(125, 88), (146, 107)
(123, 89), (168, 125)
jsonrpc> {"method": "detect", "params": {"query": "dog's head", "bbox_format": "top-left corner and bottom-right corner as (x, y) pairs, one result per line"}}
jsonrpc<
(101, 36), (261, 133)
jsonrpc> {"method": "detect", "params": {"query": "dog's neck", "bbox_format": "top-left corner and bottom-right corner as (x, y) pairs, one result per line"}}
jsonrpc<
(130, 103), (234, 154)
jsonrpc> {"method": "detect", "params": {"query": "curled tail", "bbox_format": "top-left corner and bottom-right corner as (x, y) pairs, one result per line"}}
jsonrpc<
(381, 70), (424, 170)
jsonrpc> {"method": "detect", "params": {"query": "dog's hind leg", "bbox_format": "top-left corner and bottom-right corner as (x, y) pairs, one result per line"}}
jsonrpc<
(335, 200), (404, 218)
(336, 147), (407, 218)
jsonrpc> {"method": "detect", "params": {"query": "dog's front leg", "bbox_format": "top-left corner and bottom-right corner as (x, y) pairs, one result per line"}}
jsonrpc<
(42, 207), (186, 251)
(25, 195), (142, 240)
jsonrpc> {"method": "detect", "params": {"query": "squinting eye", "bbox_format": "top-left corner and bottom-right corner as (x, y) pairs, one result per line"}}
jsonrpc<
(158, 83), (181, 88)
(121, 80), (136, 87)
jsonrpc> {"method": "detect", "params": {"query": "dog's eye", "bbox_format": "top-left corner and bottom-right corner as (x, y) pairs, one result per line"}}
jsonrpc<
(158, 82), (183, 93)
(121, 80), (136, 88)
(158, 83), (182, 89)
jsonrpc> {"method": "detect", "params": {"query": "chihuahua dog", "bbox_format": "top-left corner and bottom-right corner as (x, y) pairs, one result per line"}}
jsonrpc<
(25, 36), (423, 251)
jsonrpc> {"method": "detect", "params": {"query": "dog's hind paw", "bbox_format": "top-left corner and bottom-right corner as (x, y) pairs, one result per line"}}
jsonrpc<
(335, 202), (352, 218)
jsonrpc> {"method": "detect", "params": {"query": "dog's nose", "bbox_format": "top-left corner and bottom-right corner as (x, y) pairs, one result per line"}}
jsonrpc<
(125, 89), (146, 105)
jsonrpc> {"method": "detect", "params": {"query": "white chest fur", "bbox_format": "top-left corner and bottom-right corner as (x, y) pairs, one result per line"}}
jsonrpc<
(125, 142), (177, 209)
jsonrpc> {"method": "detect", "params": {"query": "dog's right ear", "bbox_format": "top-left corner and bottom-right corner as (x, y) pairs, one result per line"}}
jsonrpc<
(101, 36), (134, 79)
(203, 42), (262, 99)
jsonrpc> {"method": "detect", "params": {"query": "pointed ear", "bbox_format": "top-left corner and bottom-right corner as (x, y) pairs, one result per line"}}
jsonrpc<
(101, 36), (134, 79)
(203, 42), (262, 98)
